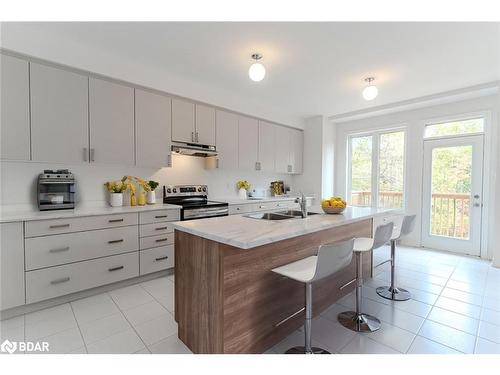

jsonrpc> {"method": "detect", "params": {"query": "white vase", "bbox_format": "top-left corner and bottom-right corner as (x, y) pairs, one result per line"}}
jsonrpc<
(146, 191), (156, 205)
(109, 193), (123, 207)
(238, 188), (247, 200)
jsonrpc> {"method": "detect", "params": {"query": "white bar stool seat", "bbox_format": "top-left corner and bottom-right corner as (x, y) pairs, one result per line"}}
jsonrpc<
(272, 239), (354, 354)
(338, 222), (394, 333)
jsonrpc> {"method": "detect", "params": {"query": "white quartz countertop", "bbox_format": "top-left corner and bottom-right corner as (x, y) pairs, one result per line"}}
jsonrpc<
(0, 203), (182, 223)
(173, 205), (396, 249)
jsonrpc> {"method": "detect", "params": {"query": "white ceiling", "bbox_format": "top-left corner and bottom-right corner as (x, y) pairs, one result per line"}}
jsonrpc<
(1, 22), (499, 127)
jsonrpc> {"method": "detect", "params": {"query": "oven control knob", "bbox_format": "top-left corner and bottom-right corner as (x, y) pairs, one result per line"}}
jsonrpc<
(202, 187), (207, 192)
(173, 188), (177, 193)
(166, 188), (171, 193)
(197, 187), (202, 192)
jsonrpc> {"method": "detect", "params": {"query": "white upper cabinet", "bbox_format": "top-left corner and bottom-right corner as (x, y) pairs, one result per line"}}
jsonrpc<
(0, 222), (25, 310)
(89, 78), (135, 165)
(30, 63), (89, 163)
(238, 116), (259, 171)
(171, 98), (195, 143)
(258, 121), (276, 172)
(0, 54), (30, 161)
(215, 110), (239, 170)
(290, 128), (303, 174)
(275, 125), (291, 174)
(195, 104), (216, 146)
(135, 89), (172, 168)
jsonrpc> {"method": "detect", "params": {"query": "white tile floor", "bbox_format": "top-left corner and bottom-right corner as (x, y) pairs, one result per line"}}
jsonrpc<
(1, 245), (500, 354)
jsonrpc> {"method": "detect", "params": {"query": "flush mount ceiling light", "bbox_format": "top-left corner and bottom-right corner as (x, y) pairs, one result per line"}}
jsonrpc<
(248, 53), (266, 82)
(362, 77), (378, 101)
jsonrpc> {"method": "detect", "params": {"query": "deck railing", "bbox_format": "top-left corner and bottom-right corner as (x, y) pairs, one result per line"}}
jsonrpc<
(351, 191), (470, 239)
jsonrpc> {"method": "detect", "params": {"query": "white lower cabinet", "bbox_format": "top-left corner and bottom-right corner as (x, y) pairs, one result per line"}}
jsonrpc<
(25, 251), (139, 304)
(140, 245), (174, 275)
(0, 222), (25, 310)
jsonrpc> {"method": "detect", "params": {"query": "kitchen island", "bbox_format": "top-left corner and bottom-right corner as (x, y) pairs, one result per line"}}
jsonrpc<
(172, 206), (395, 354)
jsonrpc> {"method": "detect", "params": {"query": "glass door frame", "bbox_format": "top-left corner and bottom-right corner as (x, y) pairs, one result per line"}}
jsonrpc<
(421, 134), (484, 256)
(346, 126), (407, 209)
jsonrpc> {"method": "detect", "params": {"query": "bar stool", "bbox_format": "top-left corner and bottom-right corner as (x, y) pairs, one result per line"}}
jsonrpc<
(271, 239), (354, 354)
(338, 222), (394, 332)
(376, 214), (416, 301)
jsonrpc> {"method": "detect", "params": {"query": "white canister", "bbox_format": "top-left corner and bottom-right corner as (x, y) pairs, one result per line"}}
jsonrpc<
(238, 188), (247, 200)
(109, 193), (123, 207)
(146, 190), (156, 205)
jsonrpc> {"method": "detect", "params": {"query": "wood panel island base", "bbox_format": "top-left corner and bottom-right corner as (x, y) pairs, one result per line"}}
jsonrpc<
(173, 207), (391, 354)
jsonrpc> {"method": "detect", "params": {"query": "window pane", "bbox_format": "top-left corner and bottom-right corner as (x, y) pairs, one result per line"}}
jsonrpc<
(378, 131), (405, 208)
(350, 136), (372, 206)
(425, 118), (484, 138)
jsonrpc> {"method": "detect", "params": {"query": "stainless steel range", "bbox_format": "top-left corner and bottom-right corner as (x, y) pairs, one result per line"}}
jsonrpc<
(163, 185), (228, 221)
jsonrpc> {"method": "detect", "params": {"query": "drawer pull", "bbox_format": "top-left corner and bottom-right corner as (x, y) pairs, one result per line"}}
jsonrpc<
(108, 218), (124, 223)
(50, 277), (70, 285)
(49, 224), (70, 229)
(108, 239), (124, 244)
(155, 238), (169, 243)
(155, 215), (168, 219)
(155, 226), (169, 231)
(108, 266), (124, 272)
(49, 246), (70, 253)
(155, 256), (169, 261)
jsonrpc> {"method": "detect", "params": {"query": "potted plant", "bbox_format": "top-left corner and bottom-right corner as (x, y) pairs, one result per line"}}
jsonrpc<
(236, 180), (251, 199)
(146, 180), (159, 204)
(104, 180), (127, 207)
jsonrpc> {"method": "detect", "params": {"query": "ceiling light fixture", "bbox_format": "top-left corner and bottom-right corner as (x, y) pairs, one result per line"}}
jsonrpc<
(248, 53), (266, 82)
(362, 77), (378, 101)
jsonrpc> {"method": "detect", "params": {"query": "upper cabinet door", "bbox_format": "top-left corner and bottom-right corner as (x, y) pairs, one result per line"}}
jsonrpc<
(1, 54), (30, 161)
(30, 63), (89, 163)
(171, 98), (195, 143)
(215, 110), (238, 170)
(238, 116), (259, 171)
(89, 78), (135, 165)
(135, 89), (172, 168)
(195, 104), (216, 146)
(290, 128), (303, 174)
(274, 125), (291, 174)
(258, 121), (276, 173)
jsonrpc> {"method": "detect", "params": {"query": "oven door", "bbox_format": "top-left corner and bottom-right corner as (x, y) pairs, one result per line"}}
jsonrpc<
(182, 206), (229, 220)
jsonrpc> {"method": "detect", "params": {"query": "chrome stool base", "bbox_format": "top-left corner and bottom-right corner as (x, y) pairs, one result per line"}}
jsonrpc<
(285, 346), (331, 354)
(376, 286), (411, 301)
(337, 311), (381, 332)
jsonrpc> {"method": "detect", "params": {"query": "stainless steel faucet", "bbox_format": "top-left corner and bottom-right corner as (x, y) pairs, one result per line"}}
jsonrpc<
(295, 193), (307, 218)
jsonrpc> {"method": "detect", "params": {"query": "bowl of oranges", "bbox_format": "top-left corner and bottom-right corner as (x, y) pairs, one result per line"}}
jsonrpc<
(321, 197), (347, 214)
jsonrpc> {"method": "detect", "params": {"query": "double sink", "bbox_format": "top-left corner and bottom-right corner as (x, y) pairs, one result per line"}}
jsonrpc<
(245, 210), (319, 220)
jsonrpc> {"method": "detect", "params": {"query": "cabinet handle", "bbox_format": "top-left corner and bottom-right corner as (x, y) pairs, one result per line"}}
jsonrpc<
(155, 215), (168, 219)
(90, 148), (95, 162)
(108, 239), (124, 244)
(155, 226), (169, 231)
(155, 256), (169, 261)
(83, 148), (88, 162)
(49, 223), (70, 229)
(216, 158), (219, 168)
(255, 162), (261, 171)
(195, 132), (199, 143)
(167, 154), (172, 167)
(108, 266), (124, 272)
(155, 238), (169, 243)
(49, 246), (70, 253)
(108, 218), (124, 223)
(50, 277), (70, 285)
(191, 132), (194, 142)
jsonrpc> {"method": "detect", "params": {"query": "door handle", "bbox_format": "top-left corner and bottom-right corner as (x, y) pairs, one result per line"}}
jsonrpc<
(474, 194), (480, 199)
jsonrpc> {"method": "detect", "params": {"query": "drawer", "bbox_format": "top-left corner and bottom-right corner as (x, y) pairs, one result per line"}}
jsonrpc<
(139, 209), (180, 225)
(139, 222), (174, 237)
(25, 252), (139, 304)
(25, 226), (139, 271)
(228, 204), (251, 215)
(25, 213), (138, 238)
(140, 233), (175, 249)
(140, 245), (174, 275)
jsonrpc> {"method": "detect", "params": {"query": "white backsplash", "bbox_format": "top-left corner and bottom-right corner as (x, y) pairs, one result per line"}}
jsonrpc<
(0, 154), (292, 208)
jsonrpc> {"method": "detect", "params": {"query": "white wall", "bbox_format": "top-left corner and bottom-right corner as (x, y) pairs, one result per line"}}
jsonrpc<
(0, 155), (293, 209)
(334, 94), (500, 262)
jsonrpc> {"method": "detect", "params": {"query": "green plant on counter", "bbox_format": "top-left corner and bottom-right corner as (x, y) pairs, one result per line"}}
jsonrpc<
(148, 180), (159, 191)
(236, 180), (251, 190)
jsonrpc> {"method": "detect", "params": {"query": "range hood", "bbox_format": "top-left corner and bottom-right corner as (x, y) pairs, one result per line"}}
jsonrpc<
(171, 142), (217, 157)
